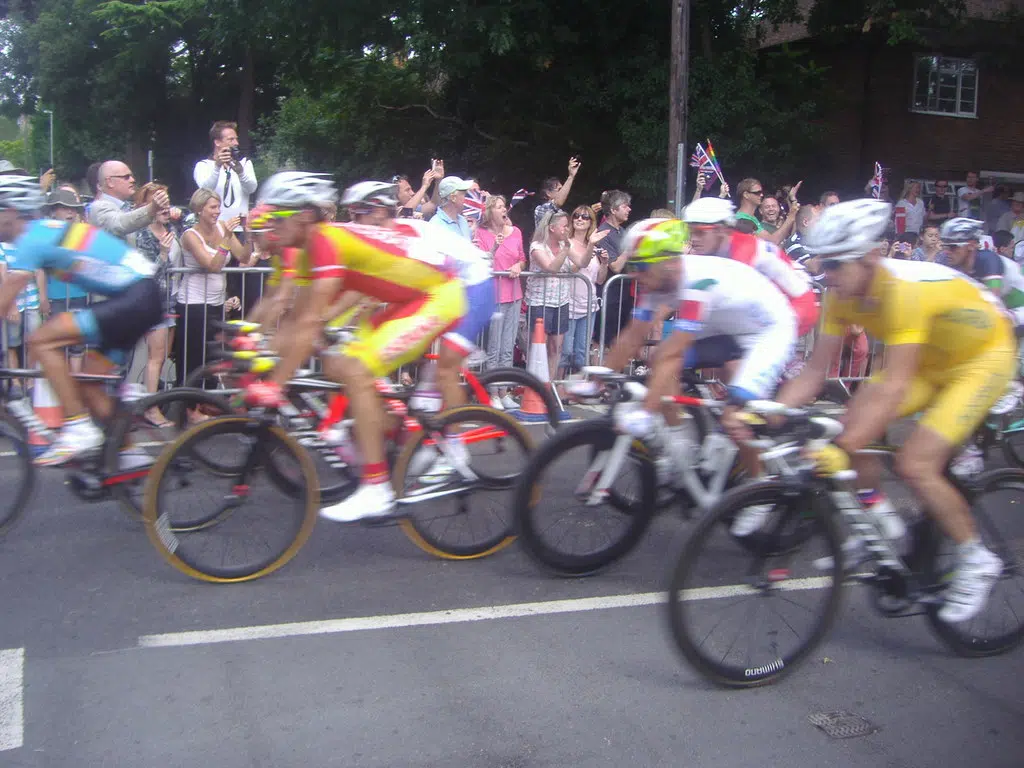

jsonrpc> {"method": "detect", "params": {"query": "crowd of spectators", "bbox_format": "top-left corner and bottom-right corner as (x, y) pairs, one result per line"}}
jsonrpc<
(5, 140), (1024, 398)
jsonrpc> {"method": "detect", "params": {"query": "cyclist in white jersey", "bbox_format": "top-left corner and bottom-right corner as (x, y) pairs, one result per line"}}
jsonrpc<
(573, 219), (796, 484)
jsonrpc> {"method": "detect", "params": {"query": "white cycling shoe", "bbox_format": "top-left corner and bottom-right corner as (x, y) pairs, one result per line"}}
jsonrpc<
(320, 482), (396, 523)
(939, 544), (1002, 624)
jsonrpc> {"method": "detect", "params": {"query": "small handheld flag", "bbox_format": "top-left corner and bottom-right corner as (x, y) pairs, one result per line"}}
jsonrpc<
(509, 188), (534, 210)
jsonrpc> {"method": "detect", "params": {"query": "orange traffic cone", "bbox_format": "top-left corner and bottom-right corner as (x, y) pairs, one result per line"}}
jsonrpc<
(517, 317), (552, 422)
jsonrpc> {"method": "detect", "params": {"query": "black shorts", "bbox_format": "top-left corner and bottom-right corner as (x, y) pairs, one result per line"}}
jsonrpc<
(72, 278), (163, 359)
(527, 303), (571, 336)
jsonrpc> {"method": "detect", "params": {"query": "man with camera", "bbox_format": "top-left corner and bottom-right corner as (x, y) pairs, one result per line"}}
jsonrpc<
(193, 120), (259, 310)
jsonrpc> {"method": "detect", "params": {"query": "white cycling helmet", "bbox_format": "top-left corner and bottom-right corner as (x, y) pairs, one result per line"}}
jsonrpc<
(341, 180), (398, 209)
(682, 197), (735, 225)
(803, 199), (892, 259)
(939, 217), (984, 245)
(0, 175), (45, 213)
(257, 171), (337, 209)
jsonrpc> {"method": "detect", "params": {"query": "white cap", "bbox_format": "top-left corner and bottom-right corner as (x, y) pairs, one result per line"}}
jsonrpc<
(438, 176), (473, 199)
(682, 197), (735, 225)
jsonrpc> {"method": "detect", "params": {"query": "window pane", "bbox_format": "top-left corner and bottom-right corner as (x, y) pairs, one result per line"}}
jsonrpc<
(912, 55), (977, 115)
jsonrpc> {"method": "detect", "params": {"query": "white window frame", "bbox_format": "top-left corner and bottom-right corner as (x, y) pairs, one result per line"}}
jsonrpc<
(910, 55), (979, 119)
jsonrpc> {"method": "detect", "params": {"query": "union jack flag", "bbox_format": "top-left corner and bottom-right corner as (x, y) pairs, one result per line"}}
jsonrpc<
(870, 162), (886, 199)
(462, 189), (487, 221)
(509, 188), (534, 210)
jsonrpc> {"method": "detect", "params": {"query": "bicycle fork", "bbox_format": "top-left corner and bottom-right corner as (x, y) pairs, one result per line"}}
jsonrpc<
(576, 434), (634, 505)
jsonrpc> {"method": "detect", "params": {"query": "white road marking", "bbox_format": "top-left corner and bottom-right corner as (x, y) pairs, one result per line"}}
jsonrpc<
(139, 577), (831, 649)
(0, 648), (24, 751)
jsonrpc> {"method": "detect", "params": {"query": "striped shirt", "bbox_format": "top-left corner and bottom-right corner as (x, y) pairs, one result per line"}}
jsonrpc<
(0, 242), (40, 313)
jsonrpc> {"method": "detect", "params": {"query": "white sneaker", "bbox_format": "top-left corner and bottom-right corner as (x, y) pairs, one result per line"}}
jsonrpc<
(939, 545), (1003, 623)
(36, 418), (104, 467)
(950, 445), (984, 478)
(729, 504), (774, 537)
(989, 380), (1023, 415)
(320, 482), (396, 523)
(500, 394), (519, 411)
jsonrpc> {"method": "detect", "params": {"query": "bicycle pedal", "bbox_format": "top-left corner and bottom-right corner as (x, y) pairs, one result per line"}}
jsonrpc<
(361, 511), (407, 528)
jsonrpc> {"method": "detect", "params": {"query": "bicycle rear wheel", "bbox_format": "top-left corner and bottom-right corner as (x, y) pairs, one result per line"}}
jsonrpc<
(476, 367), (563, 434)
(0, 411), (35, 537)
(924, 467), (1024, 656)
(512, 418), (657, 576)
(142, 416), (319, 583)
(394, 405), (534, 559)
(101, 388), (235, 519)
(667, 480), (844, 687)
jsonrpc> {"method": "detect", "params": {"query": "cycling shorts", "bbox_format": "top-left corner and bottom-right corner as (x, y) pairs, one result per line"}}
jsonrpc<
(335, 279), (467, 377)
(70, 278), (163, 360)
(442, 279), (496, 355)
(682, 319), (797, 402)
(881, 334), (1015, 447)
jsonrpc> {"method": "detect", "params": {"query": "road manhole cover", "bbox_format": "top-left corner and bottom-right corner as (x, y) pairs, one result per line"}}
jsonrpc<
(808, 711), (878, 739)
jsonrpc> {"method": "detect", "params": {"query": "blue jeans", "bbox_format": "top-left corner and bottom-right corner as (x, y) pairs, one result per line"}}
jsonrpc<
(559, 315), (590, 373)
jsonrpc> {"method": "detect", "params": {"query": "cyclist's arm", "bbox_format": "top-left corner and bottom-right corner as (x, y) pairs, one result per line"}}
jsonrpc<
(775, 332), (843, 408)
(321, 290), (364, 325)
(642, 328), (692, 413)
(0, 270), (34, 319)
(835, 343), (921, 453)
(246, 279), (294, 327)
(268, 277), (340, 388)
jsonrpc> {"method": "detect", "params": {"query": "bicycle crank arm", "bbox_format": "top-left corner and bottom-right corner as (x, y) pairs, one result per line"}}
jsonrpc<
(396, 483), (476, 505)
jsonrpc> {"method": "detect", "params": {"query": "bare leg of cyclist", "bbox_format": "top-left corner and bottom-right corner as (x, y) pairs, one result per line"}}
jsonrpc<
(318, 353), (396, 522)
(896, 423), (1002, 623)
(895, 426), (973, 542)
(27, 314), (104, 465)
(436, 343), (466, 410)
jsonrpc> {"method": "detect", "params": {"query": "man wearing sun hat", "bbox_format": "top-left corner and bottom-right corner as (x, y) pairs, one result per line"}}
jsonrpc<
(427, 175), (473, 240)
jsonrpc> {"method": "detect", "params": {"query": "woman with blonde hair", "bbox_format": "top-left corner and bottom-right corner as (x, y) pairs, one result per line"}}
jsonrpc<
(526, 210), (573, 378)
(132, 181), (181, 426)
(473, 194), (525, 407)
(175, 188), (253, 395)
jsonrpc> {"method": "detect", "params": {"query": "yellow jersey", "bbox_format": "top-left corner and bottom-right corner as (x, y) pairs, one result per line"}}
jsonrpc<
(821, 259), (1013, 374)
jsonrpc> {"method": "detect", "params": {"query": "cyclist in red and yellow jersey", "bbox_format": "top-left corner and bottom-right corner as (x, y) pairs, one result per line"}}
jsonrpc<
(244, 172), (468, 522)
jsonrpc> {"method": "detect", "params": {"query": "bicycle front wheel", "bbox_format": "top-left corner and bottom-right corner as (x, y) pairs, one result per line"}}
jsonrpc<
(0, 411), (34, 537)
(667, 480), (844, 687)
(512, 419), (657, 576)
(924, 467), (1024, 656)
(142, 416), (319, 583)
(394, 405), (534, 559)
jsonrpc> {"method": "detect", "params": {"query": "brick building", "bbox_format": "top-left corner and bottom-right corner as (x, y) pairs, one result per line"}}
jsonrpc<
(762, 0), (1024, 194)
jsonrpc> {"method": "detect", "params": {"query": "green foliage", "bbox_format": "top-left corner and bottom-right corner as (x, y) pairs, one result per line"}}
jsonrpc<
(0, 137), (26, 166)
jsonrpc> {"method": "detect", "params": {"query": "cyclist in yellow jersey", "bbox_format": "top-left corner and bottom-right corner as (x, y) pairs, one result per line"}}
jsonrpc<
(747, 199), (1010, 623)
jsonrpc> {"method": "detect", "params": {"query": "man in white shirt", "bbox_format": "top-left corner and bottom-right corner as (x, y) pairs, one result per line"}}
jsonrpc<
(193, 121), (258, 234)
(193, 120), (259, 310)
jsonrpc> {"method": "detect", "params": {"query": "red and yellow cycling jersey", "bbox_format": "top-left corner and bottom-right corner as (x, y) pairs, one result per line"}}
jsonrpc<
(307, 222), (456, 301)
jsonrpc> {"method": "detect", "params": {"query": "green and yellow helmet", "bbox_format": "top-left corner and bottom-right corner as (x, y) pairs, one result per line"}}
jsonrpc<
(621, 218), (689, 270)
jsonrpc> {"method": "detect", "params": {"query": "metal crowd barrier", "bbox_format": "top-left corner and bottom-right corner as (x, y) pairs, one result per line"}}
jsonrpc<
(0, 262), (883, 402)
(593, 273), (885, 387)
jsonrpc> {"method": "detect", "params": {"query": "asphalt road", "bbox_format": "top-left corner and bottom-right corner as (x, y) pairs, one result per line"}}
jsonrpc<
(0, 433), (1022, 768)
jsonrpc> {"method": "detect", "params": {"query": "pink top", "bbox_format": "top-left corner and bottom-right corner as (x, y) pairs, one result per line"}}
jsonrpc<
(474, 226), (525, 304)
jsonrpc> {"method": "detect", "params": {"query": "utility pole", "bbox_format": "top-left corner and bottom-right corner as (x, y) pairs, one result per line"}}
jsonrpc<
(42, 109), (54, 169)
(668, 0), (691, 217)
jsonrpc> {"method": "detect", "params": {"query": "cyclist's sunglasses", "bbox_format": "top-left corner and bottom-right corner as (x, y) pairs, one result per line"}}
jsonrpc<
(820, 258), (847, 272)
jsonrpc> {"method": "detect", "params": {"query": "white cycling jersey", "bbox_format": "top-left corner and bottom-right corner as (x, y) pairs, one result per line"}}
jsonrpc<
(634, 254), (795, 338)
(633, 255), (797, 397)
(720, 232), (814, 301)
(398, 218), (491, 286)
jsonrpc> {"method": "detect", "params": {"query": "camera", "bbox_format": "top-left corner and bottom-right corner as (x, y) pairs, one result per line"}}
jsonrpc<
(230, 146), (243, 163)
